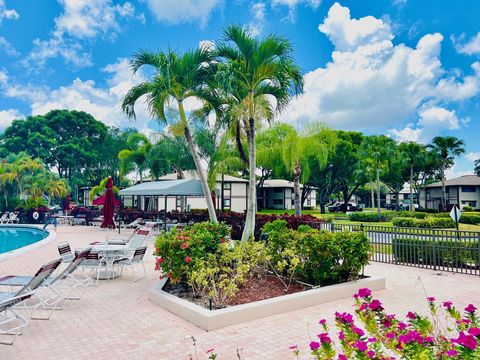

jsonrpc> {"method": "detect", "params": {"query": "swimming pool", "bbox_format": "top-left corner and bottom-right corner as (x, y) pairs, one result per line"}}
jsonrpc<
(0, 226), (49, 254)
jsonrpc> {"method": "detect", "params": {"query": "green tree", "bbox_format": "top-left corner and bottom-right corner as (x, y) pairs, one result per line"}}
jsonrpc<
(359, 135), (396, 215)
(122, 47), (219, 222)
(399, 142), (427, 211)
(118, 133), (152, 181)
(427, 136), (465, 211)
(475, 159), (480, 177)
(216, 25), (303, 240)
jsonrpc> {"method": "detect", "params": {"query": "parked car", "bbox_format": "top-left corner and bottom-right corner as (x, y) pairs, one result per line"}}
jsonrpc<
(328, 202), (362, 212)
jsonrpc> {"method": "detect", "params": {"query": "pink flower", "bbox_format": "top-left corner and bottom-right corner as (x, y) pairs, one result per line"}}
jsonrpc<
(185, 256), (192, 263)
(319, 319), (327, 325)
(368, 337), (377, 343)
(406, 311), (416, 320)
(351, 326), (365, 337)
(309, 341), (320, 350)
(335, 312), (354, 324)
(443, 301), (453, 310)
(206, 348), (215, 353)
(289, 345), (298, 350)
(367, 350), (375, 358)
(355, 288), (372, 298)
(386, 332), (395, 339)
(453, 332), (478, 350)
(354, 340), (368, 352)
(338, 331), (345, 340)
(398, 322), (407, 331)
(338, 355), (347, 360)
(465, 304), (477, 313)
(468, 328), (480, 336)
(318, 333), (332, 344)
(427, 296), (435, 303)
(446, 350), (458, 356)
(368, 299), (383, 311)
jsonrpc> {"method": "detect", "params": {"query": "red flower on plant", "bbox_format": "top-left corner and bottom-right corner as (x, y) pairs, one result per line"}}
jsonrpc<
(180, 242), (189, 250)
(465, 304), (477, 313)
(167, 272), (172, 278)
(185, 256), (192, 263)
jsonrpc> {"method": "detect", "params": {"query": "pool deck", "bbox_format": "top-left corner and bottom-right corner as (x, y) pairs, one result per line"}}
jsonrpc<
(1, 225), (479, 360)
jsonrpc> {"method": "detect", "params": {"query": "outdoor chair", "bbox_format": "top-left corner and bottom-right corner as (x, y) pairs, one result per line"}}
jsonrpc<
(0, 249), (92, 303)
(0, 292), (35, 345)
(125, 218), (143, 229)
(115, 246), (147, 282)
(0, 259), (62, 321)
(78, 251), (114, 286)
(57, 241), (74, 263)
(0, 213), (9, 224)
(7, 212), (20, 224)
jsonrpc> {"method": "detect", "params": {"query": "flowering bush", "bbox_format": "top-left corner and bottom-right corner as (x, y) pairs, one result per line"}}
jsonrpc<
(263, 220), (371, 287)
(154, 221), (230, 283)
(293, 289), (479, 359)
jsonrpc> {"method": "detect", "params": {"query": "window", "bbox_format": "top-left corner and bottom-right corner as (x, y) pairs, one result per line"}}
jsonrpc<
(273, 188), (283, 193)
(307, 199), (311, 206)
(223, 198), (231, 208)
(273, 199), (283, 205)
(223, 182), (231, 190)
(462, 186), (476, 193)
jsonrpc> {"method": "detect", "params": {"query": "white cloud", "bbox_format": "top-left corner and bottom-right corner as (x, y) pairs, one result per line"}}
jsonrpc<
(25, 0), (138, 69)
(145, 0), (221, 27)
(271, 0), (320, 21)
(281, 2), (480, 138)
(199, 40), (215, 51)
(445, 164), (473, 180)
(0, 0), (19, 23)
(0, 36), (19, 56)
(0, 108), (23, 131)
(465, 152), (480, 162)
(1, 59), (152, 130)
(452, 32), (480, 56)
(247, 2), (266, 37)
(392, 0), (407, 7)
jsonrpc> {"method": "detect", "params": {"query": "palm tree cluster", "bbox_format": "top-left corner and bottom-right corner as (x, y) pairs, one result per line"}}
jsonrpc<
(0, 153), (68, 211)
(122, 25), (303, 240)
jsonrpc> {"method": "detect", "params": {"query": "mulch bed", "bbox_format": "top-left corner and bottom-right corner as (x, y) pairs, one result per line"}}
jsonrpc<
(228, 275), (305, 306)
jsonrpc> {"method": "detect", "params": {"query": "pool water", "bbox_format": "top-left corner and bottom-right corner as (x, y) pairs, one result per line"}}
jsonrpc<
(0, 226), (49, 254)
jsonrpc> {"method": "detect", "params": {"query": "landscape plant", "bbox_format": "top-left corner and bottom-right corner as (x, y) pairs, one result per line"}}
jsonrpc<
(292, 289), (480, 359)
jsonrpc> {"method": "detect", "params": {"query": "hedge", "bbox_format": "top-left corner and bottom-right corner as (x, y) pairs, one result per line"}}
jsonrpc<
(392, 217), (456, 229)
(348, 212), (388, 222)
(459, 213), (480, 225)
(392, 238), (479, 268)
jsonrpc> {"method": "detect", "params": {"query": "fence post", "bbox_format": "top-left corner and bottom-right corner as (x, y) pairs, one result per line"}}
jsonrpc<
(432, 233), (437, 272)
(478, 233), (480, 277)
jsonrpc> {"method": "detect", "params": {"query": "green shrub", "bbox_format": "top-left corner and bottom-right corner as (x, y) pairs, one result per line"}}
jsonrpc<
(391, 211), (428, 219)
(462, 205), (474, 212)
(188, 240), (267, 308)
(430, 212), (451, 218)
(348, 212), (388, 222)
(316, 214), (334, 223)
(154, 221), (231, 282)
(459, 213), (480, 225)
(263, 220), (371, 286)
(392, 217), (456, 228)
(392, 238), (479, 267)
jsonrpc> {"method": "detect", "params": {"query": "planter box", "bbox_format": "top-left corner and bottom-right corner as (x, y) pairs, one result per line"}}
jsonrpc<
(149, 276), (386, 331)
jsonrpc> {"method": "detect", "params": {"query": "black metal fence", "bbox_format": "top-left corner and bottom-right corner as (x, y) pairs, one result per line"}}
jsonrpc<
(316, 222), (480, 276)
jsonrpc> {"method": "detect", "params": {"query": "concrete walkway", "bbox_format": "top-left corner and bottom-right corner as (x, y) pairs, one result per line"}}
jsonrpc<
(1, 226), (479, 360)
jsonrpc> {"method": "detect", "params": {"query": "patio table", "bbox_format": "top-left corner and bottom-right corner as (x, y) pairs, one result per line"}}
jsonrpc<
(90, 244), (128, 280)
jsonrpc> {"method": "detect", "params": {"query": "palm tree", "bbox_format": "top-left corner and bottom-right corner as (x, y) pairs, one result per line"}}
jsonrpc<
(122, 48), (219, 222)
(359, 136), (396, 216)
(428, 136), (465, 211)
(474, 159), (480, 177)
(399, 142), (426, 211)
(118, 133), (152, 181)
(216, 25), (303, 240)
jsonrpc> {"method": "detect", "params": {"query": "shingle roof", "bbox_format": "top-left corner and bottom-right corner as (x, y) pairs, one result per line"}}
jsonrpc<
(426, 175), (480, 188)
(119, 179), (205, 196)
(158, 171), (248, 183)
(261, 179), (306, 189)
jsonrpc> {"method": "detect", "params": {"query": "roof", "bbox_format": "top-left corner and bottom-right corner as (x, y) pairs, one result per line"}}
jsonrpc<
(426, 175), (480, 188)
(119, 179), (206, 197)
(261, 179), (306, 189)
(158, 171), (248, 183)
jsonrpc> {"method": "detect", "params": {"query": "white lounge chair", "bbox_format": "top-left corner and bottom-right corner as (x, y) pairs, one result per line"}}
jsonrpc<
(0, 213), (9, 224)
(116, 246), (147, 282)
(0, 292), (35, 345)
(124, 218), (143, 229)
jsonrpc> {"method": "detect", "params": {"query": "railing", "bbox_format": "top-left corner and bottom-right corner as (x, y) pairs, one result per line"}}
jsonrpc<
(326, 223), (480, 276)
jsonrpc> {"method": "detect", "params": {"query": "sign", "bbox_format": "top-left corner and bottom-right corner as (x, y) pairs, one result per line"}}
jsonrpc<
(449, 206), (461, 223)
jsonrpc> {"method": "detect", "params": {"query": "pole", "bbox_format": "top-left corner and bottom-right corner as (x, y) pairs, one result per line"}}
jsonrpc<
(221, 173), (225, 212)
(164, 195), (167, 231)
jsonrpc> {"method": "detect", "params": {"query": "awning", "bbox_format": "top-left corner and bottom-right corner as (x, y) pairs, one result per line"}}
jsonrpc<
(119, 179), (206, 197)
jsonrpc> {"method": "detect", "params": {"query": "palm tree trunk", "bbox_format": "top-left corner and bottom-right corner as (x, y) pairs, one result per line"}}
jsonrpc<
(370, 180), (374, 210)
(376, 168), (381, 216)
(178, 101), (217, 223)
(241, 117), (257, 241)
(441, 161), (446, 211)
(293, 160), (301, 217)
(410, 164), (414, 212)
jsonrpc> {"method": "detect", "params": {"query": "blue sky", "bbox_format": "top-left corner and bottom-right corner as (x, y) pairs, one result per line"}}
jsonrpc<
(0, 0), (479, 177)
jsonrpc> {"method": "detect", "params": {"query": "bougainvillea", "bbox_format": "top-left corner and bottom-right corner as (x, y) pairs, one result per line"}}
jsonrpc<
(292, 289), (479, 359)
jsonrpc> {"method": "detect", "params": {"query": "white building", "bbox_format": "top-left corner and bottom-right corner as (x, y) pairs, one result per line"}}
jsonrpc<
(419, 175), (480, 211)
(258, 179), (317, 210)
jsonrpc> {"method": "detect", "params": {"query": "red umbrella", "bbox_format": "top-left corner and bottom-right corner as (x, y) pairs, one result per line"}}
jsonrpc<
(93, 194), (120, 207)
(101, 177), (116, 229)
(65, 194), (71, 211)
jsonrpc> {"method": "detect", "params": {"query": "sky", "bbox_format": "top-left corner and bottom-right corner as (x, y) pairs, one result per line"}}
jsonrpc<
(0, 0), (479, 178)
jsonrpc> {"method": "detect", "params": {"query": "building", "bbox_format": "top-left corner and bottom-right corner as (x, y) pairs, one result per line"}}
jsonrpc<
(419, 175), (480, 210)
(122, 171), (249, 213)
(386, 185), (417, 207)
(257, 179), (317, 210)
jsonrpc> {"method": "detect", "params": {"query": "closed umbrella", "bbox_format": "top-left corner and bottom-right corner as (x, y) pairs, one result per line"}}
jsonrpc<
(101, 177), (115, 229)
(65, 194), (70, 211)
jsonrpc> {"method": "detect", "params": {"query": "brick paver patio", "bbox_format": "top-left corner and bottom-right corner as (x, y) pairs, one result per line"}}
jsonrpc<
(1, 225), (479, 360)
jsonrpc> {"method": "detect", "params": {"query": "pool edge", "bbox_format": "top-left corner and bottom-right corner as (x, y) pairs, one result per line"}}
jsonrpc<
(0, 225), (56, 262)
